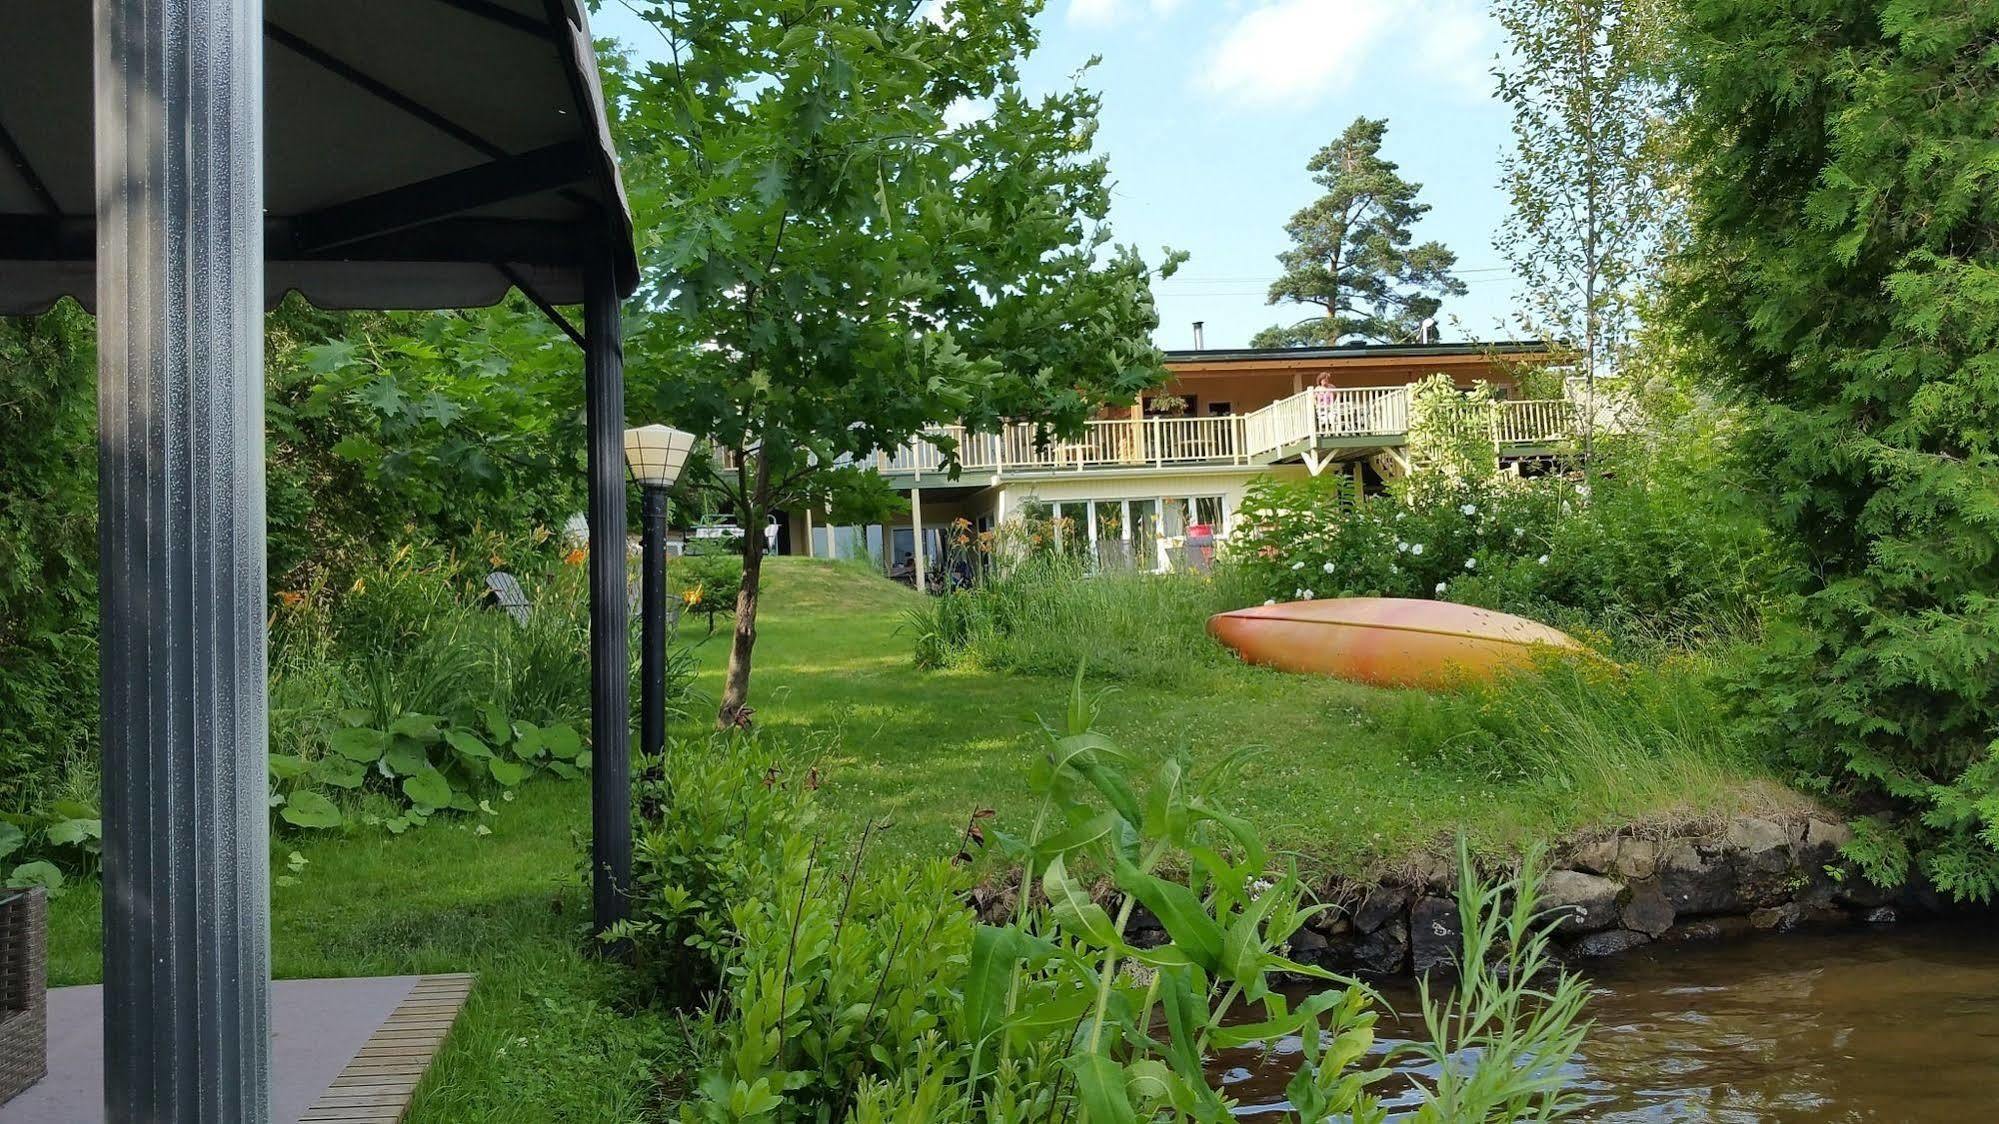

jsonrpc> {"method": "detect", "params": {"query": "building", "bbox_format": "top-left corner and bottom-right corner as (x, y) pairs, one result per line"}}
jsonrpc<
(792, 340), (1582, 579)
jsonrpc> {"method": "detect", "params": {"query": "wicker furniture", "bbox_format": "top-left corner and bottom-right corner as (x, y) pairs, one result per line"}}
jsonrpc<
(0, 887), (47, 1105)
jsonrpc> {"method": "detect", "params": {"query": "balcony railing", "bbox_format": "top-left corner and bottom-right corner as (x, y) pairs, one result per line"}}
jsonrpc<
(875, 386), (1590, 477)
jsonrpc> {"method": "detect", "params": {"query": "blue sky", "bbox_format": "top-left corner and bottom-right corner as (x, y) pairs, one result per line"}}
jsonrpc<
(592, 0), (1526, 351)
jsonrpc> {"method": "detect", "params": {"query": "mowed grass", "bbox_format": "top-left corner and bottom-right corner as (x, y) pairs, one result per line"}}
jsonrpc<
(44, 555), (1804, 1120)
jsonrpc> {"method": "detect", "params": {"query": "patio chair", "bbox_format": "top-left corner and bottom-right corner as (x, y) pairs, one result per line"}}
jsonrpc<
(488, 570), (644, 623)
(485, 572), (532, 625)
(0, 888), (47, 1105)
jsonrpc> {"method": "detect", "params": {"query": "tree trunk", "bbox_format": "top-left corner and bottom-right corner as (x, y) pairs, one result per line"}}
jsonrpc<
(718, 451), (772, 728)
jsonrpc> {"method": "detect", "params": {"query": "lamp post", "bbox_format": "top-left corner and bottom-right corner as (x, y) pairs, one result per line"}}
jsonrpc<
(624, 425), (696, 757)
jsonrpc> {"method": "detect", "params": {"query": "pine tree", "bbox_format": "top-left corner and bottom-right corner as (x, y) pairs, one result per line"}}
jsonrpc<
(1254, 117), (1465, 348)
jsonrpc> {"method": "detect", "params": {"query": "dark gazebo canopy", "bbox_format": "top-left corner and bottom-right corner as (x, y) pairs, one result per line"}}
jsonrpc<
(0, 0), (638, 313)
(0, 3), (642, 1119)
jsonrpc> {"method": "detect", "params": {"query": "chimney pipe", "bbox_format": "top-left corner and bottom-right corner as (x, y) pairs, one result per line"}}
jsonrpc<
(1192, 321), (1205, 350)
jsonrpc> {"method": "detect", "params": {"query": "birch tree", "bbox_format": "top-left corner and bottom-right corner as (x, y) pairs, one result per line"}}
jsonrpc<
(1494, 0), (1673, 463)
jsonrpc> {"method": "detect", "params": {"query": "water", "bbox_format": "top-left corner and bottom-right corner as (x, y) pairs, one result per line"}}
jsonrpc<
(1213, 923), (1999, 1121)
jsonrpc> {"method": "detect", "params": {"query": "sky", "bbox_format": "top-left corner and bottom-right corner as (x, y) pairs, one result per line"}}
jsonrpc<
(591, 0), (1528, 352)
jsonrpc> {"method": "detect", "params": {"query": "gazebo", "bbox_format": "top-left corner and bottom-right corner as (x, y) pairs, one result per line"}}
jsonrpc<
(1, 1), (641, 1118)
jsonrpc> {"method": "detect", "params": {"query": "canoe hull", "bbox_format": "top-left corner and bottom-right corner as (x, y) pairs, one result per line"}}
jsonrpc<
(1207, 597), (1583, 689)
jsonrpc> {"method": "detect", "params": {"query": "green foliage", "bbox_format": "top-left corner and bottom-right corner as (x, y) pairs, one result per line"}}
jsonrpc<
(264, 297), (587, 587)
(673, 552), (748, 635)
(607, 733), (819, 1005)
(1673, 0), (1999, 897)
(1494, 0), (1674, 404)
(0, 304), (98, 804)
(605, 0), (1180, 719)
(1255, 117), (1466, 347)
(1229, 435), (1785, 652)
(664, 674), (1592, 1121)
(906, 552), (1265, 685)
(1405, 374), (1501, 482)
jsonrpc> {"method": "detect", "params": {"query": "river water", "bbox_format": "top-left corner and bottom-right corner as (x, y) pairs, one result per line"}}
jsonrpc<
(1213, 922), (1999, 1121)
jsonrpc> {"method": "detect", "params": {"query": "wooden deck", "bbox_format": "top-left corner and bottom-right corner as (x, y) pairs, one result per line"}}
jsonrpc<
(4, 973), (474, 1124)
(299, 974), (475, 1124)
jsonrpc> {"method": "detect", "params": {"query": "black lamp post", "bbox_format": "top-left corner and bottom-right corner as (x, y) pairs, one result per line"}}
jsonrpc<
(624, 425), (696, 756)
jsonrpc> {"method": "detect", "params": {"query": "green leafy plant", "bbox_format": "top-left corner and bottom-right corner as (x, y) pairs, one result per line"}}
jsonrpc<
(270, 705), (587, 834)
(662, 672), (1592, 1121)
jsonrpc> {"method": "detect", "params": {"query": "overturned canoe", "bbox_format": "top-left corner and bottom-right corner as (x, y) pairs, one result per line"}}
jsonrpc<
(1207, 597), (1585, 689)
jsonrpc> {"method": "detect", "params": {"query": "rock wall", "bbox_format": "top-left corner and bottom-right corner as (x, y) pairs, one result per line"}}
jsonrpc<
(1123, 815), (1953, 977)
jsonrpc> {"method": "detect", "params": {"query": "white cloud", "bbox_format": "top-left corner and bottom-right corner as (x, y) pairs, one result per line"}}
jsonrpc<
(1199, 0), (1499, 108)
(1410, 0), (1498, 101)
(1068, 0), (1184, 28)
(1202, 0), (1396, 107)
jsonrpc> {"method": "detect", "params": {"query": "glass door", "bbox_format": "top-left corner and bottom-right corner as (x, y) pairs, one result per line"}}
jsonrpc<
(1128, 498), (1161, 571)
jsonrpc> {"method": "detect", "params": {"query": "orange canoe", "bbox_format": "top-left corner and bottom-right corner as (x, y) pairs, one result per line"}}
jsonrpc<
(1207, 597), (1585, 689)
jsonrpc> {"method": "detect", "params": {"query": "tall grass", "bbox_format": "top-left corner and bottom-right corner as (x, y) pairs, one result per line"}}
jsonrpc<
(906, 554), (1265, 686)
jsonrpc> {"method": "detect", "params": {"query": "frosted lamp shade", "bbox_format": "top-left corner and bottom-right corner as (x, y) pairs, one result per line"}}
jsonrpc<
(624, 424), (695, 489)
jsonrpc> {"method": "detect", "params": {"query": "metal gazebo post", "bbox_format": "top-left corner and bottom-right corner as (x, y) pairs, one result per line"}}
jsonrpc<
(584, 250), (634, 935)
(96, 0), (271, 1117)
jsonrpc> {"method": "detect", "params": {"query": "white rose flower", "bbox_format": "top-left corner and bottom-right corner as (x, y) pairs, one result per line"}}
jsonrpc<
(1465, 558), (1477, 570)
(1264, 598), (1277, 605)
(1460, 503), (1477, 516)
(1396, 541), (1408, 553)
(1435, 582), (1448, 595)
(1322, 561), (1336, 574)
(1411, 543), (1425, 556)
(1537, 554), (1550, 565)
(1291, 560), (1306, 570)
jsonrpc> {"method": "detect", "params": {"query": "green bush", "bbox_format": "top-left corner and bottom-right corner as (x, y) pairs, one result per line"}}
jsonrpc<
(1228, 436), (1785, 655)
(659, 676), (1592, 1121)
(607, 733), (818, 1006)
(0, 305), (97, 805)
(671, 552), (745, 636)
(1673, 0), (1999, 898)
(906, 553), (1266, 686)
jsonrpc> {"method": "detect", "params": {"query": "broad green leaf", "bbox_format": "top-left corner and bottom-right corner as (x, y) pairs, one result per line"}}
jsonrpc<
(388, 713), (441, 742)
(540, 723), (583, 760)
(279, 791), (343, 829)
(1043, 855), (1123, 950)
(1066, 1052), (1135, 1124)
(482, 704), (511, 745)
(267, 754), (309, 780)
(328, 727), (385, 763)
(7, 861), (64, 892)
(1033, 809), (1120, 861)
(313, 756), (367, 790)
(381, 738), (429, 777)
(46, 818), (100, 847)
(403, 767), (454, 810)
(488, 757), (526, 787)
(445, 729), (492, 759)
(1113, 859), (1225, 971)
(0, 823), (21, 862)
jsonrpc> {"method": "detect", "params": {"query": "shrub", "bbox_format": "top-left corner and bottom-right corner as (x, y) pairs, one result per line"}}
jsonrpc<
(656, 676), (1591, 1121)
(1228, 435), (1784, 654)
(0, 305), (98, 805)
(609, 732), (820, 1007)
(672, 552), (746, 636)
(1674, 0), (1999, 898)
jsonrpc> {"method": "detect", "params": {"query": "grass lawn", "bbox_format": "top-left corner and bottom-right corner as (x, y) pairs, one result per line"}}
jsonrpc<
(695, 558), (1808, 878)
(44, 556), (1806, 1119)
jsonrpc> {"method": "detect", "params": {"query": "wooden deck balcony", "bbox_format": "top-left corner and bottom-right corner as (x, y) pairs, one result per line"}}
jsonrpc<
(876, 386), (1591, 480)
